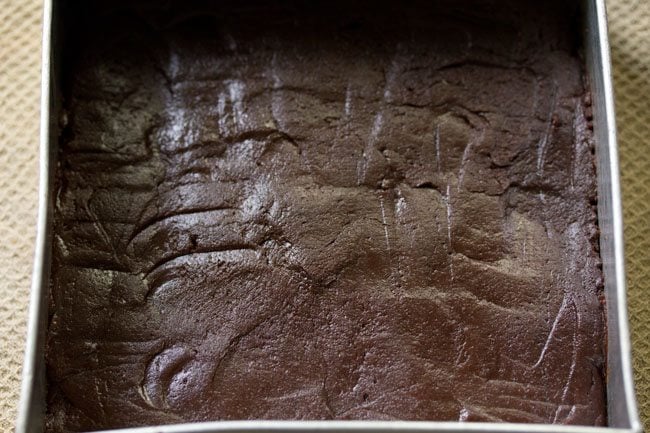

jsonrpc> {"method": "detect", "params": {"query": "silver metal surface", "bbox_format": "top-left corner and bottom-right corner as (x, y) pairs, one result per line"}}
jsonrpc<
(16, 0), (641, 432)
(584, 0), (641, 431)
(16, 0), (54, 432)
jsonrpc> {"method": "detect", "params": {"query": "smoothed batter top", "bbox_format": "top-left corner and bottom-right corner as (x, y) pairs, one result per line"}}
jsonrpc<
(46, 1), (606, 431)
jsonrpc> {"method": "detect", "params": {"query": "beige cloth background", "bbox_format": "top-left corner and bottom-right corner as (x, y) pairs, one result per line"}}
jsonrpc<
(0, 0), (647, 431)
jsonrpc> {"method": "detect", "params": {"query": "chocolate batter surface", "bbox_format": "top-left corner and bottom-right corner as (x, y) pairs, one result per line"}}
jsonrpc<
(46, 1), (606, 430)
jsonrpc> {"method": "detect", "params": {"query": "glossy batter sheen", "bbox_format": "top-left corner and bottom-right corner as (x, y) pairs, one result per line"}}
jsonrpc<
(46, 1), (606, 430)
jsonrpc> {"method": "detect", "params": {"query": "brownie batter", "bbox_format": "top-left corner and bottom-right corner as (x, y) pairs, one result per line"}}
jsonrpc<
(46, 0), (606, 430)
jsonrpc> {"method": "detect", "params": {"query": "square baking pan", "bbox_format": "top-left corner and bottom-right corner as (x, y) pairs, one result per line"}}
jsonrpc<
(16, 0), (641, 432)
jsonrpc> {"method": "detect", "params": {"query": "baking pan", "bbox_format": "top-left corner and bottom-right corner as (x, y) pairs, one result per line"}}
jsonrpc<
(15, 0), (641, 432)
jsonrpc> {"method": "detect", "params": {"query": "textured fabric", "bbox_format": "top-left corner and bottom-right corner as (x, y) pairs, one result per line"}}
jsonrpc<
(0, 0), (43, 432)
(607, 0), (650, 429)
(0, 0), (647, 431)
